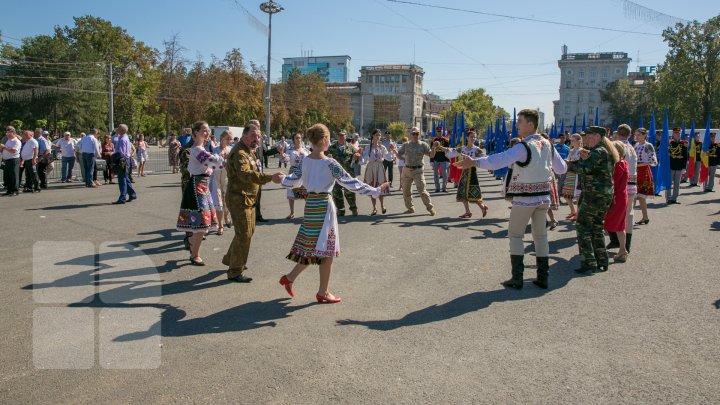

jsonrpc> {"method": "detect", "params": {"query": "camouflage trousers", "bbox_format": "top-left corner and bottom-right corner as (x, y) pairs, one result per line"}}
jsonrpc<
(332, 183), (357, 213)
(576, 194), (613, 270)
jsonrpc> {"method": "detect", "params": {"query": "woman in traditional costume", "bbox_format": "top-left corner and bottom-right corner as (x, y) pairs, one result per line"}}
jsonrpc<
(633, 127), (657, 225)
(278, 124), (389, 303)
(434, 130), (489, 218)
(283, 132), (309, 219)
(176, 121), (225, 266)
(561, 134), (583, 221)
(361, 129), (390, 215)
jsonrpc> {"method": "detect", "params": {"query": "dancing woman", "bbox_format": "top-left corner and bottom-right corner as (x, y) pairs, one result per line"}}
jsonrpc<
(362, 129), (390, 215)
(283, 132), (309, 219)
(434, 130), (489, 218)
(176, 121), (225, 266)
(212, 130), (233, 233)
(278, 124), (390, 303)
(633, 128), (657, 225)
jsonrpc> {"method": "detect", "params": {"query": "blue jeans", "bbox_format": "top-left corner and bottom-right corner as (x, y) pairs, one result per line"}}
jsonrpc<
(117, 160), (136, 201)
(61, 156), (75, 181)
(432, 161), (450, 191)
(82, 153), (95, 187)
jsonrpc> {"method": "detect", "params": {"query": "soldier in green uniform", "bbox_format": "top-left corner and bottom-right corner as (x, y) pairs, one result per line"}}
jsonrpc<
(222, 123), (282, 283)
(569, 126), (618, 274)
(326, 130), (361, 216)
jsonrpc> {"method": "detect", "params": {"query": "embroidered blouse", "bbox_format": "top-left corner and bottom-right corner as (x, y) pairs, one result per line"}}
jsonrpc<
(634, 142), (658, 166)
(282, 156), (381, 198)
(188, 146), (225, 176)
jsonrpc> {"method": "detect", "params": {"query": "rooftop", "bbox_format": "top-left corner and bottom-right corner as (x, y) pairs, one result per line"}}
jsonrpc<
(360, 64), (424, 73)
(561, 52), (630, 61)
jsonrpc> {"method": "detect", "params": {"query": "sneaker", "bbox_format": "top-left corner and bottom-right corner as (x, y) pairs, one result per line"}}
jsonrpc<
(548, 220), (558, 230)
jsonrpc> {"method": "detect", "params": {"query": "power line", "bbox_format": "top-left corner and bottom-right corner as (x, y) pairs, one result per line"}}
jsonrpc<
(386, 0), (663, 36)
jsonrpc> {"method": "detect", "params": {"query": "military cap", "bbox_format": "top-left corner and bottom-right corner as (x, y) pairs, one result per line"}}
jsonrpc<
(584, 126), (606, 136)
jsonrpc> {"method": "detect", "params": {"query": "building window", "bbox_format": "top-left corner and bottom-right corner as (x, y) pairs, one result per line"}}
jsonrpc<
(615, 68), (621, 74)
(579, 70), (585, 79)
(402, 75), (407, 83)
(566, 81), (572, 88)
(602, 69), (608, 78)
(566, 69), (573, 75)
(590, 70), (596, 78)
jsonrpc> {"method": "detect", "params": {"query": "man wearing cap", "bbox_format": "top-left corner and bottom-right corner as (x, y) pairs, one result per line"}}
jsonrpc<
(35, 129), (52, 189)
(327, 130), (360, 216)
(381, 131), (397, 186)
(568, 126), (615, 274)
(430, 127), (451, 192)
(399, 127), (436, 215)
(666, 128), (688, 204)
(688, 132), (702, 187)
(458, 109), (565, 289)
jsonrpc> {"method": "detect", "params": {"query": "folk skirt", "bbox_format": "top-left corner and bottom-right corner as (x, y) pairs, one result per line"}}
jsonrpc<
(636, 165), (655, 200)
(176, 174), (218, 233)
(287, 192), (339, 265)
(456, 167), (483, 202)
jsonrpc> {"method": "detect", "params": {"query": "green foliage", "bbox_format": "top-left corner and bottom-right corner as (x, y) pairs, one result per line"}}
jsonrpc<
(386, 121), (408, 140)
(35, 119), (48, 129)
(443, 88), (508, 130)
(10, 119), (23, 130)
(601, 79), (650, 123)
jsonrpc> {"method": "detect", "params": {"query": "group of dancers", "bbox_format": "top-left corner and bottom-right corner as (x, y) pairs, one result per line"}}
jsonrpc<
(173, 108), (708, 303)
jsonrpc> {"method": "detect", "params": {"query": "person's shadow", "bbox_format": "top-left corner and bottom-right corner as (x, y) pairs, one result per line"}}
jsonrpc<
(336, 256), (580, 331)
(107, 298), (314, 341)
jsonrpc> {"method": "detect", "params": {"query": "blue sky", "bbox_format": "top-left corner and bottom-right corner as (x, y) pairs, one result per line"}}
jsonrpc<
(2, 0), (717, 121)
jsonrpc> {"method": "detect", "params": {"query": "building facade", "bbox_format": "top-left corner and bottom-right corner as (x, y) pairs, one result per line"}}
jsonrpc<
(356, 64), (424, 133)
(554, 47), (631, 128)
(281, 55), (351, 83)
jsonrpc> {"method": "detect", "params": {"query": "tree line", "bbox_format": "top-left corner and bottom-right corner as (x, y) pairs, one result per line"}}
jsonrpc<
(0, 16), (353, 138)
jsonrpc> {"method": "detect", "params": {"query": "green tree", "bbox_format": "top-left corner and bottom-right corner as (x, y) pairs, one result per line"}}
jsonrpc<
(650, 15), (720, 122)
(442, 88), (507, 131)
(386, 121), (408, 140)
(601, 79), (649, 123)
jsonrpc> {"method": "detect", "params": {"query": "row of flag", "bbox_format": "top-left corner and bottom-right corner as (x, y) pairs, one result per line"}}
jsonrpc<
(432, 107), (716, 193)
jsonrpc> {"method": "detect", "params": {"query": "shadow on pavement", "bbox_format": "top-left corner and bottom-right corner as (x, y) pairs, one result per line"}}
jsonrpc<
(27, 202), (112, 210)
(336, 256), (583, 331)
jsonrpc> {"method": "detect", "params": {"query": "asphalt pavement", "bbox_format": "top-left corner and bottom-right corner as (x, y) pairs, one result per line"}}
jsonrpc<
(1, 164), (719, 404)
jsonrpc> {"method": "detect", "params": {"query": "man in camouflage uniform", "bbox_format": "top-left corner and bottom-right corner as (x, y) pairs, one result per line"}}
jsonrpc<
(569, 126), (615, 274)
(327, 130), (360, 216)
(222, 124), (281, 283)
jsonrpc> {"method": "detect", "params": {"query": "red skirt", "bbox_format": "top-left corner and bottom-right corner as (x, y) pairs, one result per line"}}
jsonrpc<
(604, 191), (628, 232)
(636, 165), (654, 199)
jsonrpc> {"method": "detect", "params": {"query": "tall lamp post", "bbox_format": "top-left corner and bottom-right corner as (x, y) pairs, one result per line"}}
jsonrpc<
(260, 1), (283, 142)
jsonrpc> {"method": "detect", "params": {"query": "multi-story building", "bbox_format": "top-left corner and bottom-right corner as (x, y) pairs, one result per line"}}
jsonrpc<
(422, 93), (452, 134)
(325, 64), (425, 135)
(281, 55), (351, 83)
(554, 46), (631, 128)
(356, 64), (424, 133)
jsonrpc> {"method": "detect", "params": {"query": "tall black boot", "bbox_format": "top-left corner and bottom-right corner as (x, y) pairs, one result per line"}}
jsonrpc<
(533, 256), (549, 289)
(502, 255), (524, 289)
(606, 232), (619, 249)
(625, 233), (633, 254)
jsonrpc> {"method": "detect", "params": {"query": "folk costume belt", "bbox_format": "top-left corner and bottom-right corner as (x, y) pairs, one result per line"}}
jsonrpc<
(406, 165), (423, 169)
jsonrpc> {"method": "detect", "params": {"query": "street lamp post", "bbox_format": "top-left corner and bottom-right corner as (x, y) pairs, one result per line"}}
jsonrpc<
(260, 1), (283, 144)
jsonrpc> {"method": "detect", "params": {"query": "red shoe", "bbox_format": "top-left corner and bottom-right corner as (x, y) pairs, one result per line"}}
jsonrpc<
(279, 275), (294, 297)
(458, 212), (472, 218)
(316, 292), (342, 303)
(481, 204), (488, 218)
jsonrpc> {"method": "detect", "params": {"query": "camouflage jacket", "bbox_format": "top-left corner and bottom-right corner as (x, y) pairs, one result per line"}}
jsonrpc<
(326, 142), (358, 173)
(569, 144), (614, 197)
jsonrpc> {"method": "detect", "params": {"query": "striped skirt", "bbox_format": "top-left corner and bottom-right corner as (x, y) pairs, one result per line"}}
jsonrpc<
(562, 171), (580, 200)
(287, 192), (339, 265)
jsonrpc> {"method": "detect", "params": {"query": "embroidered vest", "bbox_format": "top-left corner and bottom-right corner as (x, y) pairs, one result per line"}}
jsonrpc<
(506, 136), (554, 197)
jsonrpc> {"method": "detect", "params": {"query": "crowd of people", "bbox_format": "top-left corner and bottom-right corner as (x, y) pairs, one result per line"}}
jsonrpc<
(3, 109), (718, 303)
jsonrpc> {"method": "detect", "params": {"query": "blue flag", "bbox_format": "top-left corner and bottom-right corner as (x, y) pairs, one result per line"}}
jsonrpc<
(656, 108), (671, 195)
(560, 119), (565, 136)
(495, 117), (508, 178)
(451, 112), (458, 147)
(486, 123), (493, 154)
(582, 113), (587, 131)
(460, 110), (466, 146)
(648, 112), (658, 190)
(511, 109), (518, 139)
(594, 106), (599, 126)
(572, 116), (577, 134)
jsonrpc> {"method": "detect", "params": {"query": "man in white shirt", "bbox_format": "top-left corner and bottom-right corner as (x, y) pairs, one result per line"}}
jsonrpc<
(1, 126), (22, 196)
(78, 129), (101, 187)
(381, 131), (397, 186)
(20, 130), (40, 193)
(53, 132), (78, 182)
(459, 109), (567, 289)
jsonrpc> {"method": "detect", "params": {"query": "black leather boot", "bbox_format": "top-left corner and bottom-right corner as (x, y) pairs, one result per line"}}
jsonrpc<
(606, 232), (619, 249)
(502, 255), (524, 289)
(625, 233), (633, 253)
(533, 256), (549, 289)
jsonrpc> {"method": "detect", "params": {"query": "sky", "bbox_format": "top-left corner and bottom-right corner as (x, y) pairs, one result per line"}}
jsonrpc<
(2, 0), (717, 122)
